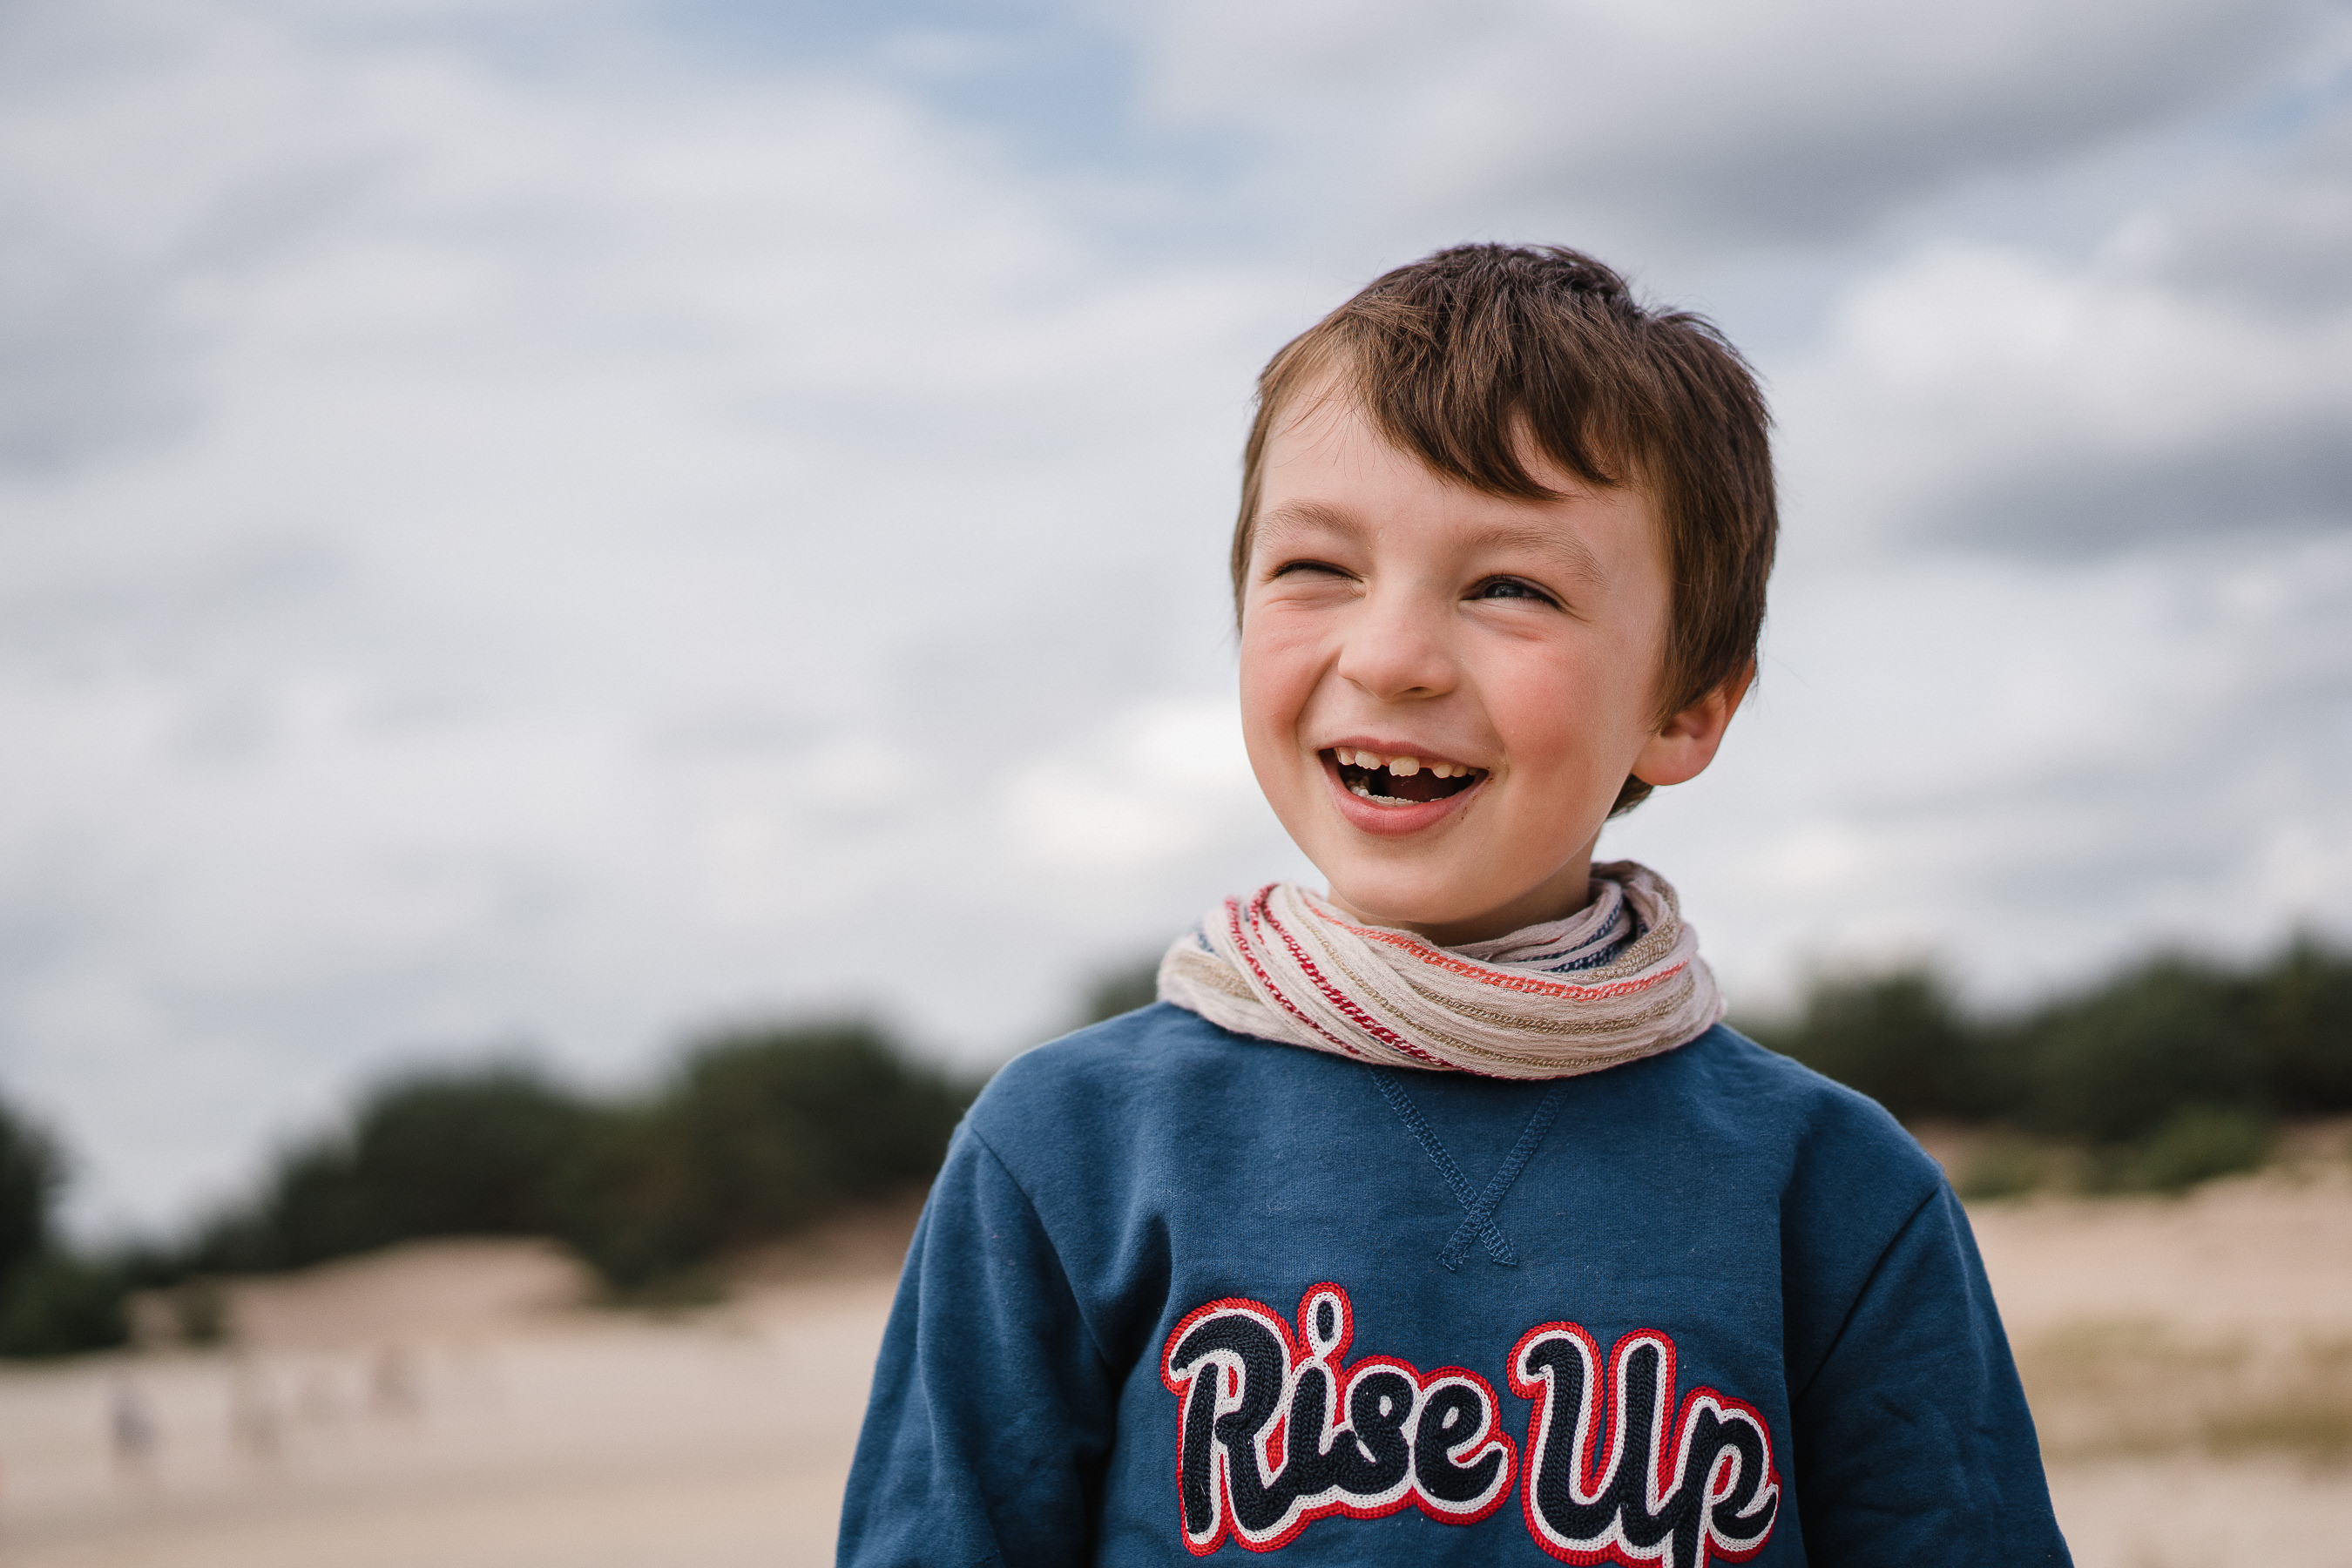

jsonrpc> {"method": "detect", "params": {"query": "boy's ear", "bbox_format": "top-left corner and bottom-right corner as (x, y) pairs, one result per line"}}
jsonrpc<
(1631, 661), (1755, 789)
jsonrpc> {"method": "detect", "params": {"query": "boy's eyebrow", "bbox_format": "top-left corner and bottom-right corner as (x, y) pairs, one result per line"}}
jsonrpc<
(1254, 499), (1358, 543)
(1457, 522), (1608, 587)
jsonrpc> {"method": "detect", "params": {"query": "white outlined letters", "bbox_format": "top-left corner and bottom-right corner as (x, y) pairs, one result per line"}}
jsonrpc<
(1509, 1322), (1779, 1567)
(1160, 1290), (1779, 1560)
(1159, 1283), (1517, 1553)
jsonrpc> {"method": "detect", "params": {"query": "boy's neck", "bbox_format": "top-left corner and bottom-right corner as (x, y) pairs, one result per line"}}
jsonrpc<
(1326, 845), (1600, 947)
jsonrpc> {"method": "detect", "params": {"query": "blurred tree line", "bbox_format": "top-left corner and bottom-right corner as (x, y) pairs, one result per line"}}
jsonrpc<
(0, 1020), (970, 1357)
(2, 936), (2348, 1357)
(1746, 936), (2352, 1197)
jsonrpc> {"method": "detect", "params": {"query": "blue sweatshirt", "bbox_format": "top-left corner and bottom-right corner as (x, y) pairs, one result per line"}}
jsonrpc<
(838, 1003), (2069, 1566)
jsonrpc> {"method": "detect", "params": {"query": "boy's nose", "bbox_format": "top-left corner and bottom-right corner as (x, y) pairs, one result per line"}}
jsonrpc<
(1335, 592), (1459, 703)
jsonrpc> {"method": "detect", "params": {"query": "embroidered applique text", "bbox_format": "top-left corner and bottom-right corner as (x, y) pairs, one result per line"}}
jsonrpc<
(1159, 1283), (1517, 1554)
(1159, 1287), (1779, 1564)
(1511, 1323), (1780, 1567)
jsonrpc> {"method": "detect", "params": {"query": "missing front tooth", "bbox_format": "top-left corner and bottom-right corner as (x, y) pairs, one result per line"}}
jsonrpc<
(1335, 756), (1480, 805)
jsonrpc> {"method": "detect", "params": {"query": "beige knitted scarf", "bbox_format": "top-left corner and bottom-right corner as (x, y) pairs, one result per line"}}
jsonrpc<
(1156, 860), (1723, 1079)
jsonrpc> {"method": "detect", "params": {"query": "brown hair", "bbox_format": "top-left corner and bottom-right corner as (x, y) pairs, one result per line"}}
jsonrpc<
(1232, 244), (1776, 814)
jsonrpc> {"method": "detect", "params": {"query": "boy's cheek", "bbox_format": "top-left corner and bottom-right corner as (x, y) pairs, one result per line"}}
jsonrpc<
(1235, 694), (1322, 820)
(1238, 614), (1333, 679)
(1237, 642), (1327, 744)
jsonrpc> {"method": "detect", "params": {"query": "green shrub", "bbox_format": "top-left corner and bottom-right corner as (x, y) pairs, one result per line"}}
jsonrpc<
(1757, 941), (2352, 1166)
(2102, 1105), (2274, 1194)
(562, 1022), (968, 1291)
(159, 1026), (969, 1297)
(0, 1098), (62, 1295)
(186, 1065), (595, 1274)
(2253, 938), (2352, 1114)
(2012, 957), (2267, 1143)
(0, 1252), (129, 1357)
(556, 1105), (698, 1291)
(1956, 1133), (2055, 1201)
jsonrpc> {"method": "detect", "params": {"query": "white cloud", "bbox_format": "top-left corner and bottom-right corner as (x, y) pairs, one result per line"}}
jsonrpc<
(1115, 0), (2345, 252)
(1776, 118), (2352, 557)
(1004, 696), (1261, 868)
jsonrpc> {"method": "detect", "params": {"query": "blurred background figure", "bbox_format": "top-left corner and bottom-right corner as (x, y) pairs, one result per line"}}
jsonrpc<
(227, 1357), (280, 1464)
(296, 1362), (342, 1426)
(107, 1375), (157, 1481)
(368, 1343), (416, 1418)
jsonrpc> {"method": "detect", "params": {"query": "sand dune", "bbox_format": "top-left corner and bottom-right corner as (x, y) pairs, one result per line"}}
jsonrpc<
(2, 1174), (2347, 1566)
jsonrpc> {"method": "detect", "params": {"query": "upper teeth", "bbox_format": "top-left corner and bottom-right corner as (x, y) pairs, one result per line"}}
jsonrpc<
(1339, 748), (1474, 779)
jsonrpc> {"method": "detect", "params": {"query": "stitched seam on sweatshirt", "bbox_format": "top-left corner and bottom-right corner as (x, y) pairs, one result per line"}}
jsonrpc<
(963, 1121), (1120, 1377)
(1442, 1082), (1565, 1268)
(1790, 1179), (1946, 1407)
(1370, 1066), (1565, 1269)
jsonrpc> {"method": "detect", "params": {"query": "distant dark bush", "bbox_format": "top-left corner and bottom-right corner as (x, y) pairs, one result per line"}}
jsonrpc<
(0, 1097), (114, 1356)
(168, 1023), (971, 1297)
(0, 1252), (129, 1358)
(2008, 956), (2268, 1142)
(186, 1065), (596, 1274)
(1953, 1133), (2054, 1203)
(563, 1022), (969, 1290)
(2254, 938), (2352, 1114)
(0, 1096), (62, 1295)
(2100, 1105), (2274, 1193)
(1760, 937), (2352, 1193)
(0, 1020), (975, 1348)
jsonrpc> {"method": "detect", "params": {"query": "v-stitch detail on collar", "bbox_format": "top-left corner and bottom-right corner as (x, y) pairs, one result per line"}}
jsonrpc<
(1369, 1068), (1565, 1271)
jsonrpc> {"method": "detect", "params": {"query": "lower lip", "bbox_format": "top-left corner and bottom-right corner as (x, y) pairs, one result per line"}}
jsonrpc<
(1321, 754), (1483, 838)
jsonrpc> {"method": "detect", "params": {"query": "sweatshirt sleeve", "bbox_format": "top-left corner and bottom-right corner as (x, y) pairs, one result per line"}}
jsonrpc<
(836, 1121), (1119, 1568)
(1791, 1181), (2072, 1565)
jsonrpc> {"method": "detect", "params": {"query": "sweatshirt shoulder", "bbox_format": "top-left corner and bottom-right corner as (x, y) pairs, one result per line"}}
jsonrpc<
(964, 1003), (1278, 1142)
(1673, 1024), (1947, 1193)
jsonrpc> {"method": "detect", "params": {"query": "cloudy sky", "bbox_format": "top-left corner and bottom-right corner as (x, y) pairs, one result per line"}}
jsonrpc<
(4, 0), (2349, 1235)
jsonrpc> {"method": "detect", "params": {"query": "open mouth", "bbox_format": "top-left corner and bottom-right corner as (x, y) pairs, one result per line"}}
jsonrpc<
(1328, 747), (1485, 806)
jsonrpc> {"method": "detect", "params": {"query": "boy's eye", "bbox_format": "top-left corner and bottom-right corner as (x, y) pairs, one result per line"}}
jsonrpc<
(1270, 558), (1349, 580)
(1470, 577), (1554, 605)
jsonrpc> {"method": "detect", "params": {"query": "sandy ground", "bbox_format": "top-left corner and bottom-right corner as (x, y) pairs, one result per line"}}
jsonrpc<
(0, 1246), (889, 1568)
(2, 1175), (2349, 1566)
(1972, 1167), (2352, 1568)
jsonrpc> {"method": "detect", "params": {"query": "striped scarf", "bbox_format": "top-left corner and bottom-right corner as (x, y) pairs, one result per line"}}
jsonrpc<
(1156, 861), (1723, 1079)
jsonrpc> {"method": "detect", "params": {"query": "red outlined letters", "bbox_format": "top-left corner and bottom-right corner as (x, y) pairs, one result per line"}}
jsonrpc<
(1159, 1290), (1779, 1561)
(1509, 1322), (1779, 1567)
(1159, 1283), (1517, 1553)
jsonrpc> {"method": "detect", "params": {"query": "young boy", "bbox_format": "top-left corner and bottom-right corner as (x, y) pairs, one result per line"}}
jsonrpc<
(838, 245), (2070, 1565)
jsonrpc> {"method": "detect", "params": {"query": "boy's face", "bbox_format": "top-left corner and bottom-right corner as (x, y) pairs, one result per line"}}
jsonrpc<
(1238, 388), (1740, 945)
